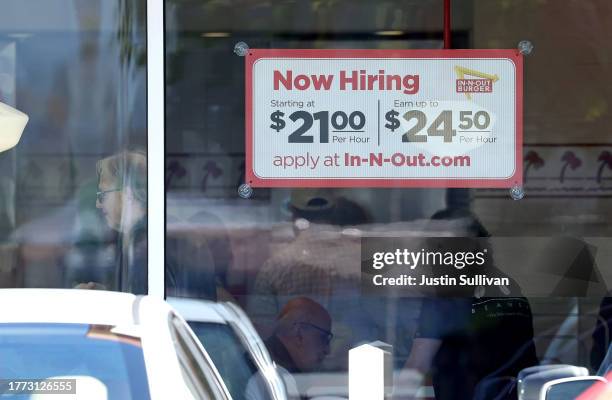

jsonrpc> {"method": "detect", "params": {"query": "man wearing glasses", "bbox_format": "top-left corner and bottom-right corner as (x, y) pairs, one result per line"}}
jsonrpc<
(95, 150), (147, 293)
(266, 296), (333, 374)
(246, 297), (333, 400)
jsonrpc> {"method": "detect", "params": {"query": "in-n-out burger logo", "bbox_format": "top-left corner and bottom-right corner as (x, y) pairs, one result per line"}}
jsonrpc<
(456, 79), (493, 93)
(454, 66), (498, 96)
(273, 70), (420, 94)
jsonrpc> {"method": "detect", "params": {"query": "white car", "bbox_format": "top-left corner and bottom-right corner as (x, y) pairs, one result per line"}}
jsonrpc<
(168, 297), (287, 400)
(0, 289), (231, 399)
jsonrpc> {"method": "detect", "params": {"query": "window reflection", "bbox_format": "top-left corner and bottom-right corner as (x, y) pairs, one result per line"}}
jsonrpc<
(94, 150), (147, 293)
(0, 0), (147, 292)
(164, 1), (612, 399)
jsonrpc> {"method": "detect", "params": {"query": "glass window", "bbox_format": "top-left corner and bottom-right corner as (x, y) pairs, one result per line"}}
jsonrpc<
(0, 0), (148, 293)
(169, 315), (225, 399)
(0, 323), (151, 399)
(189, 321), (269, 400)
(164, 1), (612, 399)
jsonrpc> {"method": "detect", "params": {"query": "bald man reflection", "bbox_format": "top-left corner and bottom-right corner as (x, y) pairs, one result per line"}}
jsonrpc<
(267, 297), (332, 373)
(245, 298), (332, 400)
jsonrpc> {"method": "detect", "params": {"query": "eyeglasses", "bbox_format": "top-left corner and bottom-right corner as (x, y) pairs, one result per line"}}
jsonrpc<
(297, 322), (333, 344)
(96, 188), (121, 202)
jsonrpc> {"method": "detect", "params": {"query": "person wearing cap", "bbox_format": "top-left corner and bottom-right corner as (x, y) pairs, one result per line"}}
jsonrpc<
(248, 189), (368, 371)
(286, 189), (369, 227)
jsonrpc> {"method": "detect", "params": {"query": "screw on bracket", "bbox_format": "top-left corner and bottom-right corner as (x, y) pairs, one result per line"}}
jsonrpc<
(518, 40), (534, 56)
(238, 183), (254, 199)
(234, 42), (250, 57)
(510, 184), (525, 200)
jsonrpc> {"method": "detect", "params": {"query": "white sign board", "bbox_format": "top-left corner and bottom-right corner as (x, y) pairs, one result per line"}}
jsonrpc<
(246, 49), (523, 188)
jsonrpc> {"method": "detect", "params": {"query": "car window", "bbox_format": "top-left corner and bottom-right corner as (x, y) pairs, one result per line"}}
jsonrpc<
(0, 323), (150, 399)
(169, 315), (227, 400)
(189, 321), (272, 400)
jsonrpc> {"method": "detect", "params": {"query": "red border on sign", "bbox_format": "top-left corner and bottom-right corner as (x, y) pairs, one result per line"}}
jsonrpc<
(245, 49), (523, 188)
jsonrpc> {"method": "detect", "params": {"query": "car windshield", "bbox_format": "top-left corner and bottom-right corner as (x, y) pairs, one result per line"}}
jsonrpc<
(189, 321), (269, 400)
(0, 323), (151, 400)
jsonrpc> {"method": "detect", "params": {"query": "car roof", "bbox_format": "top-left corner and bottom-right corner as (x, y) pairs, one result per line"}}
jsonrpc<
(166, 296), (226, 324)
(0, 289), (143, 326)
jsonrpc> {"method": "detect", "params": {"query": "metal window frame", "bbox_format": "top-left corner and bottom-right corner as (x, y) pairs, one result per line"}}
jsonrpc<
(147, 0), (165, 298)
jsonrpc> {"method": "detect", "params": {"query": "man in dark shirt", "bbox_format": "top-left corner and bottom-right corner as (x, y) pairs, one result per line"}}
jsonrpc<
(413, 288), (538, 400)
(402, 211), (538, 400)
(593, 295), (612, 372)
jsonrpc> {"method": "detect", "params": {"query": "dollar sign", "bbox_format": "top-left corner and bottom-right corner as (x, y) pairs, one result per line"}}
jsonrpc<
(384, 109), (400, 132)
(270, 110), (286, 132)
